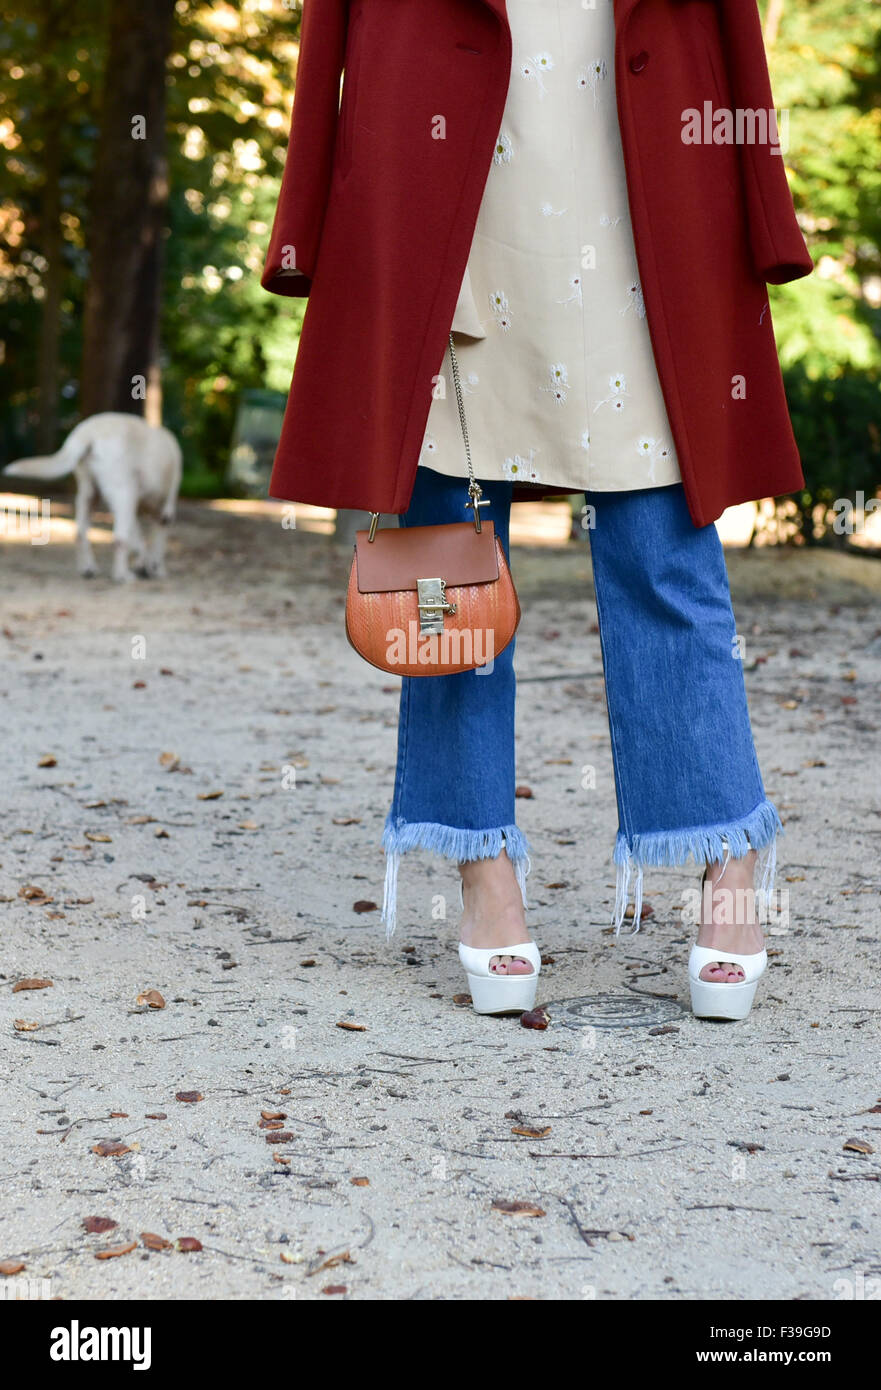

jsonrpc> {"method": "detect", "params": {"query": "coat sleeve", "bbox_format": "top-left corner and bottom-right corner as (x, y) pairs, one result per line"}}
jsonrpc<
(261, 0), (348, 298)
(718, 0), (813, 285)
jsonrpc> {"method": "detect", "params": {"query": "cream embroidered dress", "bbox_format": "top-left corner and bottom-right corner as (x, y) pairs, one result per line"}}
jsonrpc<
(418, 0), (681, 493)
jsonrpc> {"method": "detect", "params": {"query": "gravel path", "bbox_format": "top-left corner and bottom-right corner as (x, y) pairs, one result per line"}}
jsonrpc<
(1, 496), (879, 1301)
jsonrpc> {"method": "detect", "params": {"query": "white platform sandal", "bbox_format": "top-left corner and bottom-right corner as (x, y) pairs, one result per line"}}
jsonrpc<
(688, 862), (768, 1020)
(688, 944), (768, 1021)
(458, 940), (542, 1015)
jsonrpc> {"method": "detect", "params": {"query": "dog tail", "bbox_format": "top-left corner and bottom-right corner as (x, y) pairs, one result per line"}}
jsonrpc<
(4, 424), (89, 481)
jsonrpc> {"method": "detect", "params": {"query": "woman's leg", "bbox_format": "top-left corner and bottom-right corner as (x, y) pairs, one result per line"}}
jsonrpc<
(586, 483), (778, 977)
(382, 467), (533, 973)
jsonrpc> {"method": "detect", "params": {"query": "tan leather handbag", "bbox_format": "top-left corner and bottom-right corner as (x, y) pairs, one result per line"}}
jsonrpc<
(345, 335), (521, 676)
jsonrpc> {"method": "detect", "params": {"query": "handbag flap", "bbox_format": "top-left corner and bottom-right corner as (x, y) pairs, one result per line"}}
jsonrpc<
(354, 520), (500, 594)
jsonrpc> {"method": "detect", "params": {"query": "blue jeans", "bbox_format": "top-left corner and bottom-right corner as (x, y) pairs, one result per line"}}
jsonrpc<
(381, 467), (780, 937)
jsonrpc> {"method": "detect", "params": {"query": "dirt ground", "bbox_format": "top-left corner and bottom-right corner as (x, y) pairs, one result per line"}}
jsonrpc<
(1, 493), (879, 1302)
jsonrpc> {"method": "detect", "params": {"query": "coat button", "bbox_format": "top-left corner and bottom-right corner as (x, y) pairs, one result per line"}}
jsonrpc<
(629, 51), (649, 74)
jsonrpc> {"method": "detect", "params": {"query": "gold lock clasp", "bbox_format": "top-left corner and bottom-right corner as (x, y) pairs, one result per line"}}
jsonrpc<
(416, 577), (457, 635)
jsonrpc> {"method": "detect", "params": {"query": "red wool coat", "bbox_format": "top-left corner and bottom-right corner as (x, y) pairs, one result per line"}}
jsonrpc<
(261, 0), (813, 528)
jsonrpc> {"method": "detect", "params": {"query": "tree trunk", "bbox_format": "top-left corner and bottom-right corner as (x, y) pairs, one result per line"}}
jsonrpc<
(36, 117), (62, 452)
(80, 0), (175, 419)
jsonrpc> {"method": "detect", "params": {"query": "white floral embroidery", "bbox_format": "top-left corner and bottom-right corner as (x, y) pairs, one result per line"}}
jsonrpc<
(420, 435), (439, 463)
(463, 371), (480, 395)
(599, 213), (623, 229)
(621, 280), (647, 318)
(503, 449), (541, 483)
(493, 131), (514, 166)
(558, 272), (584, 308)
(541, 362), (569, 405)
(520, 52), (553, 98)
(581, 428), (591, 451)
(488, 289), (513, 331)
(578, 58), (607, 109)
(593, 371), (628, 412)
(541, 201), (567, 217)
(636, 436), (672, 483)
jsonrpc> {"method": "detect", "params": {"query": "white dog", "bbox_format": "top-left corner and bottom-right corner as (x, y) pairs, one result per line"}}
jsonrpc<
(4, 412), (182, 582)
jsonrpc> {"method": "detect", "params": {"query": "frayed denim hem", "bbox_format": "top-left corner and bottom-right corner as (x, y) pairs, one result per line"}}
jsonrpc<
(380, 815), (531, 941)
(612, 797), (783, 937)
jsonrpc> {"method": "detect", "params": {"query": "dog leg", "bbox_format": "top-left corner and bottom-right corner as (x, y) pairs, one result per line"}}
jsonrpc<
(75, 465), (98, 577)
(111, 492), (142, 583)
(145, 516), (168, 578)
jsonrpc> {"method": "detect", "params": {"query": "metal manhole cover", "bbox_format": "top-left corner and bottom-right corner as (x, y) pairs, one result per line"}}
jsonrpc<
(545, 992), (687, 1031)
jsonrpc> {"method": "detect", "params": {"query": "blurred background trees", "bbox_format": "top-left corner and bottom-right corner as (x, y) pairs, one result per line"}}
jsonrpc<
(0, 0), (879, 538)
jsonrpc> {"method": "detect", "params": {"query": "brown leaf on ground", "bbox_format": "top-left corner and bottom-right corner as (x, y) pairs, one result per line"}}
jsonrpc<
(333, 817), (361, 825)
(141, 1233), (173, 1251)
(259, 1119), (285, 1130)
(491, 1200), (546, 1218)
(843, 1137), (874, 1155)
(309, 1251), (353, 1275)
(109, 1112), (128, 1119)
(452, 993), (472, 1007)
(521, 1007), (550, 1030)
(0, 1260), (26, 1275)
(126, 815), (155, 825)
(511, 1125), (552, 1139)
(515, 785), (534, 798)
(261, 1110), (287, 1121)
(265, 1131), (294, 1144)
(335, 1021), (367, 1031)
(350, 1177), (370, 1187)
(18, 885), (52, 903)
(352, 900), (377, 914)
(196, 790), (224, 800)
(82, 1217), (118, 1234)
(84, 832), (112, 843)
(13, 977), (53, 992)
(136, 989), (165, 1010)
(176, 1237), (203, 1253)
(322, 1285), (347, 1295)
(13, 1020), (39, 1031)
(92, 1141), (134, 1157)
(158, 752), (179, 770)
(95, 1240), (137, 1261)
(175, 1091), (203, 1103)
(145, 1112), (167, 1121)
(37, 754), (57, 767)
(273, 1154), (291, 1167)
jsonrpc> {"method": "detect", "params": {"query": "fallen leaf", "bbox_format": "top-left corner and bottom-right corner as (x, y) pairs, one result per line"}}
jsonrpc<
(95, 1240), (137, 1261)
(17, 886), (51, 903)
(350, 1177), (370, 1187)
(265, 1131), (294, 1144)
(300, 959), (317, 968)
(333, 817), (361, 825)
(352, 900), (377, 914)
(515, 785), (534, 799)
(176, 1237), (202, 1253)
(648, 1024), (680, 1036)
(126, 815), (155, 825)
(175, 1091), (203, 1103)
(84, 832), (112, 843)
(136, 989), (166, 1010)
(843, 1138), (874, 1155)
(154, 828), (169, 838)
(511, 1125), (552, 1139)
(520, 1007), (550, 1030)
(309, 1251), (353, 1275)
(37, 754), (57, 767)
(109, 1112), (128, 1119)
(238, 820), (258, 830)
(145, 1112), (167, 1120)
(141, 1233), (173, 1251)
(13, 1020), (39, 1032)
(261, 1110), (287, 1121)
(12, 977), (53, 992)
(273, 1154), (291, 1167)
(83, 1217), (118, 1234)
(92, 1141), (133, 1157)
(335, 1021), (367, 1032)
(197, 790), (224, 801)
(259, 1119), (285, 1131)
(0, 1260), (26, 1276)
(323, 1285), (347, 1295)
(491, 1200), (545, 1218)
(452, 993), (472, 1007)
(158, 752), (179, 770)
